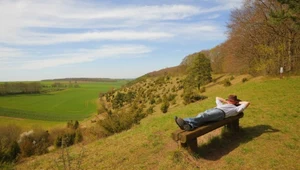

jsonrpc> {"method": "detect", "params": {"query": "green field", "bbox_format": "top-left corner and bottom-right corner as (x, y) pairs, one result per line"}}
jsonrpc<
(16, 76), (300, 169)
(0, 81), (127, 122)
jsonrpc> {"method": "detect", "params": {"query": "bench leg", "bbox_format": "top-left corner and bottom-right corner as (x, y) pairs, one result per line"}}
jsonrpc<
(179, 139), (198, 153)
(186, 139), (198, 153)
(226, 119), (240, 132)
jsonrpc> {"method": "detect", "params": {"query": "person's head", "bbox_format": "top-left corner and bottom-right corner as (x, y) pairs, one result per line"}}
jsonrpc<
(226, 95), (241, 105)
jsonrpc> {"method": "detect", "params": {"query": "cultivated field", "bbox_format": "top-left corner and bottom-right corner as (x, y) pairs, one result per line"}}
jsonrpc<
(0, 81), (127, 128)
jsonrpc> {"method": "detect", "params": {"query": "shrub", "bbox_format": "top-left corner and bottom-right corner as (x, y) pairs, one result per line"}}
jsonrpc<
(190, 94), (207, 103)
(160, 101), (170, 113)
(168, 94), (177, 101)
(97, 99), (107, 114)
(223, 79), (231, 87)
(67, 120), (79, 130)
(53, 129), (76, 148)
(99, 112), (132, 135)
(112, 92), (125, 109)
(75, 130), (83, 144)
(99, 105), (147, 135)
(146, 106), (154, 114)
(200, 87), (206, 93)
(19, 135), (34, 157)
(183, 89), (207, 104)
(0, 141), (20, 163)
(242, 77), (248, 83)
(18, 129), (51, 157)
(150, 98), (155, 105)
(52, 122), (82, 148)
(0, 125), (21, 163)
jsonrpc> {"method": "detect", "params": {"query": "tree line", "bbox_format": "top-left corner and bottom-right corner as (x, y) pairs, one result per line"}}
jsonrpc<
(42, 78), (125, 82)
(204, 0), (299, 75)
(0, 82), (42, 95)
(0, 81), (80, 96)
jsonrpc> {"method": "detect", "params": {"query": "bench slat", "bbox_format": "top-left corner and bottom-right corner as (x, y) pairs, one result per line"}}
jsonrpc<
(172, 112), (244, 143)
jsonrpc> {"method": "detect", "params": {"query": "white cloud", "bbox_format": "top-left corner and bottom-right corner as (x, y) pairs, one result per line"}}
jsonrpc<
(19, 45), (151, 69)
(0, 0), (242, 79)
(58, 4), (200, 20)
(142, 22), (225, 40)
(0, 47), (24, 59)
(215, 0), (244, 9)
(0, 0), (239, 46)
(2, 31), (173, 45)
(207, 14), (221, 19)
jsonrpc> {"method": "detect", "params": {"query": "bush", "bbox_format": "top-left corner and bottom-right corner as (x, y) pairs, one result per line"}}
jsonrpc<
(53, 121), (82, 148)
(75, 130), (83, 143)
(223, 79), (231, 87)
(19, 135), (34, 157)
(242, 77), (248, 83)
(99, 104), (147, 135)
(67, 120), (79, 129)
(146, 106), (154, 114)
(0, 141), (20, 163)
(99, 112), (132, 135)
(112, 92), (125, 109)
(183, 89), (207, 104)
(200, 87), (206, 93)
(97, 99), (107, 114)
(18, 129), (51, 157)
(53, 129), (76, 148)
(150, 98), (155, 105)
(167, 94), (177, 101)
(0, 125), (21, 163)
(160, 101), (170, 113)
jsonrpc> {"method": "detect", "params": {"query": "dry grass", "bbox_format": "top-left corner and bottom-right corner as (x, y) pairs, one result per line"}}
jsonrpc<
(15, 75), (300, 170)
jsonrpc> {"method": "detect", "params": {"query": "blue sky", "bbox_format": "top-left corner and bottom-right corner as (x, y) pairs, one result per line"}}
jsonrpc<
(0, 0), (243, 81)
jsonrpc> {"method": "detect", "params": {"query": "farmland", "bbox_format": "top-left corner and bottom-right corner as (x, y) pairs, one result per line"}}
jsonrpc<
(0, 81), (128, 124)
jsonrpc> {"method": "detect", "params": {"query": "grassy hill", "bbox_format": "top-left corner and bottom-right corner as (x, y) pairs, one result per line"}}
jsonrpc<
(16, 75), (300, 169)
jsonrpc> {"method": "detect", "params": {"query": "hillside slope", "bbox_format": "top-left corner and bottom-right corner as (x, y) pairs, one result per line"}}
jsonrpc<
(17, 76), (300, 170)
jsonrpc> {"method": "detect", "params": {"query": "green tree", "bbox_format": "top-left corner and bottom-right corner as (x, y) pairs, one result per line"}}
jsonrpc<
(184, 53), (212, 90)
(269, 0), (300, 72)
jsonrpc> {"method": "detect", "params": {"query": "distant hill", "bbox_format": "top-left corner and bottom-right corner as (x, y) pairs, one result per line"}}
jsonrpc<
(41, 78), (130, 82)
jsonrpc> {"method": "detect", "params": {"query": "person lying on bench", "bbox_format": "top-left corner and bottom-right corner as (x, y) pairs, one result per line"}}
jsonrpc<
(175, 95), (250, 131)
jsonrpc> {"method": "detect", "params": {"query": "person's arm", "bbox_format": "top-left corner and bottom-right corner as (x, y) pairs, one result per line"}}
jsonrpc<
(216, 97), (226, 103)
(216, 97), (226, 107)
(239, 101), (250, 109)
(236, 101), (250, 113)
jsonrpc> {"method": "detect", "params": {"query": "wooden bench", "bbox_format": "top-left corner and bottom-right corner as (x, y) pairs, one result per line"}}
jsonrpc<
(172, 112), (244, 153)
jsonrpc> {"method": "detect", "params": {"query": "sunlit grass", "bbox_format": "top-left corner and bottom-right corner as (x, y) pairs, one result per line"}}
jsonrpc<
(16, 76), (300, 170)
(0, 81), (126, 122)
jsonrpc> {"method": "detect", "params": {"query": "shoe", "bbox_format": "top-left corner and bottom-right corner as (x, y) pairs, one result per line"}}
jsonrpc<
(183, 124), (192, 131)
(175, 116), (185, 130)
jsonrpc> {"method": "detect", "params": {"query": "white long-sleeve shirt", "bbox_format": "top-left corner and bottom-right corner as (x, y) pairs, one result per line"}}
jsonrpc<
(216, 98), (247, 118)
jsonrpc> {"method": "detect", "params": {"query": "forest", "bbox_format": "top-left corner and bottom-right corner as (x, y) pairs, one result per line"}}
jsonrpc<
(200, 0), (299, 75)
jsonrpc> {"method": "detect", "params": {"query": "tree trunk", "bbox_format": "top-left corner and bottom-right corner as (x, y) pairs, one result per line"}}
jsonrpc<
(287, 30), (296, 72)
